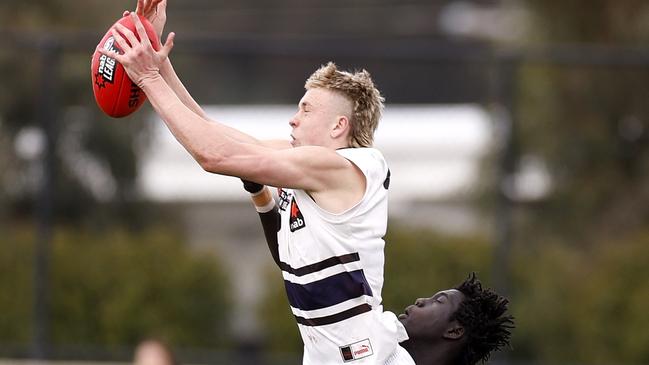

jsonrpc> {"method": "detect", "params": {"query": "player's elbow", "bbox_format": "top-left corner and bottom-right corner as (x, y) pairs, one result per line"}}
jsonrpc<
(195, 149), (225, 173)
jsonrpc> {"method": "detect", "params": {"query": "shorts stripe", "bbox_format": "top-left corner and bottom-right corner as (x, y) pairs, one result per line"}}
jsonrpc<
(294, 304), (372, 327)
(279, 253), (360, 277)
(284, 269), (373, 311)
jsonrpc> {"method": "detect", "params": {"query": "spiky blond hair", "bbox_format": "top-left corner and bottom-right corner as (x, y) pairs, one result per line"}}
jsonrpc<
(305, 62), (384, 148)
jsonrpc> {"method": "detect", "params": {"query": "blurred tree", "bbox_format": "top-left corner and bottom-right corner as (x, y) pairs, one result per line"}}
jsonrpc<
(381, 225), (492, 312)
(509, 0), (649, 243)
(0, 228), (34, 348)
(0, 0), (156, 229)
(510, 230), (649, 364)
(0, 226), (231, 351)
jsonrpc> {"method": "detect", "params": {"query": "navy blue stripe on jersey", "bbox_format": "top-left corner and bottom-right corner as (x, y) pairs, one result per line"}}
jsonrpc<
(284, 269), (373, 311)
(294, 303), (372, 327)
(279, 253), (360, 277)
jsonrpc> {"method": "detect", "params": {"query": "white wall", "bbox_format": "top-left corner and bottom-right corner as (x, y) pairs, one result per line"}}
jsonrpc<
(137, 104), (492, 204)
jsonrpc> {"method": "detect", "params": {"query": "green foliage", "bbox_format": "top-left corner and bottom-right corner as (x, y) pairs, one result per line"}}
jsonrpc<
(1, 1), (134, 31)
(1, 0), (158, 227)
(526, 0), (649, 43)
(0, 226), (230, 349)
(512, 1), (649, 244)
(0, 229), (34, 345)
(259, 266), (302, 354)
(382, 225), (493, 314)
(515, 65), (649, 244)
(511, 231), (649, 364)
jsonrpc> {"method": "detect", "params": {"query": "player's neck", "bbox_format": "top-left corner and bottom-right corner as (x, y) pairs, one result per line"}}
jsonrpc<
(402, 339), (456, 365)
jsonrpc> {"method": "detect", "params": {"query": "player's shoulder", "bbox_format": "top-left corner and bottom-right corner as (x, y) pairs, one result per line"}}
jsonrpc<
(336, 147), (386, 163)
(336, 147), (388, 183)
(283, 145), (346, 165)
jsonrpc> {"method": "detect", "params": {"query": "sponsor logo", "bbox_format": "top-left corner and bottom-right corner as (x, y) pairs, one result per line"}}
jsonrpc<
(339, 339), (373, 362)
(289, 197), (306, 232)
(95, 36), (120, 89)
(354, 345), (370, 356)
(278, 188), (291, 211)
(340, 346), (354, 361)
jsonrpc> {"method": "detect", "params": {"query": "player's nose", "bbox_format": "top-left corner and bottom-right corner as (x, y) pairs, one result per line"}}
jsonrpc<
(289, 111), (301, 127)
(404, 304), (415, 315)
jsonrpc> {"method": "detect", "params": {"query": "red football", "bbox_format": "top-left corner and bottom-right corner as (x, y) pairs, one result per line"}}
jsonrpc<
(91, 15), (160, 118)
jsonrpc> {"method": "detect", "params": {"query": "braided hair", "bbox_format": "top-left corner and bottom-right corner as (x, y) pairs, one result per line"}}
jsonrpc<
(452, 273), (515, 365)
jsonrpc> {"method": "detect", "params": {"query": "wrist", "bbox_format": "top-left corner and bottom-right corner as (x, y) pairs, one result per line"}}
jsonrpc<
(138, 71), (164, 90)
(159, 58), (173, 78)
(242, 179), (264, 194)
(253, 190), (275, 213)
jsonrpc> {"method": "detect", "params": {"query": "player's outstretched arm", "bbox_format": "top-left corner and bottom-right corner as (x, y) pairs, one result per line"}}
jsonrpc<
(128, 0), (211, 121)
(124, 3), (291, 150)
(99, 15), (362, 200)
(104, 14), (290, 150)
(242, 180), (280, 267)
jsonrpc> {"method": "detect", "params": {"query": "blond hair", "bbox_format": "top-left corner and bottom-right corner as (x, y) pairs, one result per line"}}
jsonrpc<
(305, 62), (384, 148)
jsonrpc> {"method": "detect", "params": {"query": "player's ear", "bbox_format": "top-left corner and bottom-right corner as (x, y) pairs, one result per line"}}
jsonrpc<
(331, 115), (349, 139)
(443, 321), (465, 340)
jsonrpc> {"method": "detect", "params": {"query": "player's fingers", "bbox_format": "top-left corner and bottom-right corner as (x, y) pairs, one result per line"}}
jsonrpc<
(114, 23), (139, 48)
(145, 0), (161, 15)
(157, 0), (167, 17)
(131, 13), (152, 48)
(142, 0), (152, 14)
(96, 46), (124, 63)
(149, 0), (162, 10)
(136, 0), (144, 15)
(159, 32), (175, 59)
(109, 29), (132, 53)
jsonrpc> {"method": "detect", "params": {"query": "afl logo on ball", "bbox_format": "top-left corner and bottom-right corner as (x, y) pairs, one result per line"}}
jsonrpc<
(95, 36), (119, 87)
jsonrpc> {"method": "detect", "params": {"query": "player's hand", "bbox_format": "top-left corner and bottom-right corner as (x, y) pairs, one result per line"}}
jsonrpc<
(123, 0), (167, 39)
(97, 13), (175, 88)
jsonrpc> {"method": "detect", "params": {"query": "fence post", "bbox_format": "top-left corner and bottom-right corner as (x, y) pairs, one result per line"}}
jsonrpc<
(491, 54), (520, 365)
(32, 36), (60, 360)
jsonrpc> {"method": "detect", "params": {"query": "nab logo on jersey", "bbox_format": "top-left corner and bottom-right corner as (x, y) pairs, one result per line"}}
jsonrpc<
(289, 197), (306, 232)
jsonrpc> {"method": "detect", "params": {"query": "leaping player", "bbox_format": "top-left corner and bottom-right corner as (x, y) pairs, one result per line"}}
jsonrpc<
(104, 0), (400, 362)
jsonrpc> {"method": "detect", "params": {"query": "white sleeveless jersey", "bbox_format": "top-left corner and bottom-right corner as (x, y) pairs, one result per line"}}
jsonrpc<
(276, 148), (397, 364)
(384, 346), (416, 365)
(382, 312), (415, 365)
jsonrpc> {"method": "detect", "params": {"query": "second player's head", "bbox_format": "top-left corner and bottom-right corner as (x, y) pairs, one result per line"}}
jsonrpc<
(398, 273), (514, 365)
(289, 62), (384, 149)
